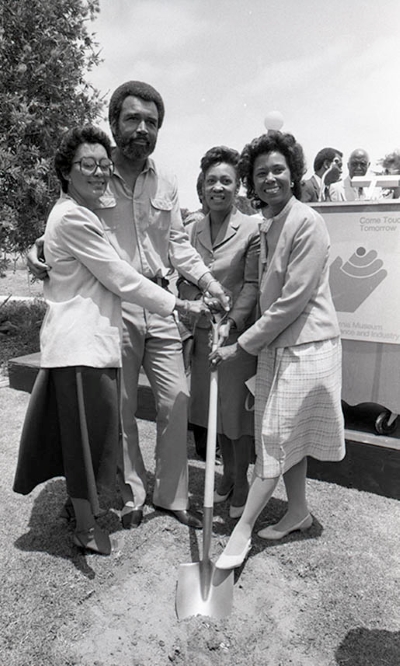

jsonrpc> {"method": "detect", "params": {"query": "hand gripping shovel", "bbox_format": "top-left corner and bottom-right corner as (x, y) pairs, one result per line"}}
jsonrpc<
(176, 314), (234, 619)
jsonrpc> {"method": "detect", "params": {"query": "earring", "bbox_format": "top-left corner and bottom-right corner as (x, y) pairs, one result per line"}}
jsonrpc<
(290, 181), (294, 188)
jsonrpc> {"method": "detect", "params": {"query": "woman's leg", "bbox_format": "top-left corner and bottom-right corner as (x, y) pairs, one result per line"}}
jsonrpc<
(215, 434), (235, 495)
(272, 457), (309, 531)
(192, 424), (207, 461)
(231, 434), (252, 507)
(220, 473), (279, 556)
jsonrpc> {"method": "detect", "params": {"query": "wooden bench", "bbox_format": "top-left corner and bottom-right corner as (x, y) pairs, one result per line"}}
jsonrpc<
(7, 352), (400, 500)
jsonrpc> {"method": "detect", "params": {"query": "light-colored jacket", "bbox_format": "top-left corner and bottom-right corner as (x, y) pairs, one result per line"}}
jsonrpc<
(330, 175), (368, 201)
(41, 196), (175, 368)
(95, 158), (211, 285)
(239, 197), (340, 355)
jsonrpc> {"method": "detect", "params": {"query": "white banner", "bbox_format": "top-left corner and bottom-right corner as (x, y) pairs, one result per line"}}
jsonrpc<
(314, 202), (400, 345)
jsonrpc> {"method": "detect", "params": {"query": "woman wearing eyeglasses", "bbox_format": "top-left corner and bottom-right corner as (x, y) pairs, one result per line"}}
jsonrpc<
(13, 125), (207, 555)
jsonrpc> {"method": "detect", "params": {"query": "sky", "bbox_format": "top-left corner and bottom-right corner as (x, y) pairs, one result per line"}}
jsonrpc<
(87, 0), (400, 210)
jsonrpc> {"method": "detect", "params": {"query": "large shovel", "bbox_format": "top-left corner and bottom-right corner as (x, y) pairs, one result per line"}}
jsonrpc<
(176, 315), (234, 619)
(76, 367), (100, 517)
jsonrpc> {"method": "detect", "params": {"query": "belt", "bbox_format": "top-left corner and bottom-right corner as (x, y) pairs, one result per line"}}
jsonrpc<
(148, 276), (170, 289)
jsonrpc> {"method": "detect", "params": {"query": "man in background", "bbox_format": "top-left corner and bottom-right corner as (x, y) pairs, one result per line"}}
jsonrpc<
(301, 147), (343, 202)
(330, 148), (371, 201)
(183, 172), (209, 227)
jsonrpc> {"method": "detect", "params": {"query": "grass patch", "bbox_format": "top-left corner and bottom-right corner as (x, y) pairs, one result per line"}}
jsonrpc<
(0, 298), (46, 374)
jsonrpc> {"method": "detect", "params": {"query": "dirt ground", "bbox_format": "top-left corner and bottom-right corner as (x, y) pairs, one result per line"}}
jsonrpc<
(1, 266), (400, 665)
(2, 384), (400, 666)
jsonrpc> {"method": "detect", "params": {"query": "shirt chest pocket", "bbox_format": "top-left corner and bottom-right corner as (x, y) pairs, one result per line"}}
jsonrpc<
(149, 197), (173, 228)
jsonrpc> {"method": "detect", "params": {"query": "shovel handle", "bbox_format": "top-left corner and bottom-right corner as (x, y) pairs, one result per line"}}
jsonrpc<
(203, 316), (223, 510)
(76, 368), (100, 516)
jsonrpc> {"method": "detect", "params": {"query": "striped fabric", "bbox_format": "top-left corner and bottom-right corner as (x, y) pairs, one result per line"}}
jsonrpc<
(254, 337), (345, 479)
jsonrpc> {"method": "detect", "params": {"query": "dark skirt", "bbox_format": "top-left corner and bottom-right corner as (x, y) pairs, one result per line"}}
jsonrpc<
(13, 366), (120, 501)
(189, 327), (256, 439)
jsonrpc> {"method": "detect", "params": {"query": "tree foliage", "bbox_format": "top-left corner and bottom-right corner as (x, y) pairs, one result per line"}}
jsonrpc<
(0, 0), (104, 258)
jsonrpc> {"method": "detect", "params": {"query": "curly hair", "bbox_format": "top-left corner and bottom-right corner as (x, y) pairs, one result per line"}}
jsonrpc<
(108, 81), (165, 135)
(54, 125), (112, 193)
(381, 150), (400, 175)
(239, 131), (306, 208)
(200, 145), (241, 184)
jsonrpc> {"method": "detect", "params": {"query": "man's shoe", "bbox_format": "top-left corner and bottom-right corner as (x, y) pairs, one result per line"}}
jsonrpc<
(121, 509), (143, 529)
(154, 506), (202, 529)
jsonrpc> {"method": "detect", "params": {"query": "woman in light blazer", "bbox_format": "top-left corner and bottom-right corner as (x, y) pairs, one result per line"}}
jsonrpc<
(13, 125), (207, 555)
(179, 146), (260, 517)
(211, 132), (345, 569)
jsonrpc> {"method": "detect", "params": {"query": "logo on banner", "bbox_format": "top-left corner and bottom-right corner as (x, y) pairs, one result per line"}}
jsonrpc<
(329, 247), (387, 312)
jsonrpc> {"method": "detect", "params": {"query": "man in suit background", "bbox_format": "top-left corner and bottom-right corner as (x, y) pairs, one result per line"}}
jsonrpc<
(330, 148), (371, 201)
(301, 147), (343, 202)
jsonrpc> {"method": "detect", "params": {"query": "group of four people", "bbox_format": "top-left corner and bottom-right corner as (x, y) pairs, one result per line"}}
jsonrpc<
(14, 80), (345, 567)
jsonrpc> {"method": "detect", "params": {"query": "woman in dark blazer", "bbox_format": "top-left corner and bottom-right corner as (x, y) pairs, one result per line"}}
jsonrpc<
(179, 146), (260, 517)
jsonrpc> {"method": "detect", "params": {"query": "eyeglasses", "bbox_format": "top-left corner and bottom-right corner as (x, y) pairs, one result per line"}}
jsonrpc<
(350, 159), (368, 168)
(72, 157), (114, 176)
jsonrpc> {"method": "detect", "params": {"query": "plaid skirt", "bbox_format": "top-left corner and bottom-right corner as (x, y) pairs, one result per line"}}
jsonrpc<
(254, 337), (345, 479)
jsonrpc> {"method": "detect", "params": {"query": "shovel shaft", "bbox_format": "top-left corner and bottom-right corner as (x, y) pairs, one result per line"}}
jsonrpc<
(203, 317), (221, 510)
(202, 506), (213, 561)
(76, 368), (100, 516)
(204, 369), (218, 509)
(202, 317), (221, 563)
(175, 313), (234, 621)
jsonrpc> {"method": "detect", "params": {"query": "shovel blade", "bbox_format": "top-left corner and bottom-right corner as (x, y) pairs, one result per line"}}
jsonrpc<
(176, 561), (234, 620)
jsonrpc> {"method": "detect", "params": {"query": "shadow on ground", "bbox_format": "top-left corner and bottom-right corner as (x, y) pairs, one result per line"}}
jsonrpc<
(336, 627), (400, 665)
(13, 479), (123, 577)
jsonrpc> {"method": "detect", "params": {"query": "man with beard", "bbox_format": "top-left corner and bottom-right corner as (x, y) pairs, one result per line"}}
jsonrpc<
(28, 81), (230, 530)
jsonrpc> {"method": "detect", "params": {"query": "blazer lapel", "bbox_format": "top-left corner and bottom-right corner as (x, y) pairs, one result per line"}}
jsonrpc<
(212, 208), (240, 249)
(196, 214), (213, 253)
(312, 176), (320, 199)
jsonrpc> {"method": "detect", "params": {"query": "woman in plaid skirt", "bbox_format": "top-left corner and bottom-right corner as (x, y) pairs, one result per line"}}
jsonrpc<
(211, 131), (345, 570)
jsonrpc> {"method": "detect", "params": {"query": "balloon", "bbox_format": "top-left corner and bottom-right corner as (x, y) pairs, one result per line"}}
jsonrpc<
(264, 111), (284, 131)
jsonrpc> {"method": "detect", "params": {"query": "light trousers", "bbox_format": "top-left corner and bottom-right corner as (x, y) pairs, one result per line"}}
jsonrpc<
(118, 305), (190, 510)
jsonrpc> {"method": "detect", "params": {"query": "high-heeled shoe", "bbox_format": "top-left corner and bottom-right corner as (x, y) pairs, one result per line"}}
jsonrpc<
(229, 504), (245, 519)
(121, 508), (143, 529)
(257, 514), (313, 541)
(213, 486), (234, 503)
(60, 498), (75, 522)
(73, 524), (112, 555)
(215, 538), (252, 570)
